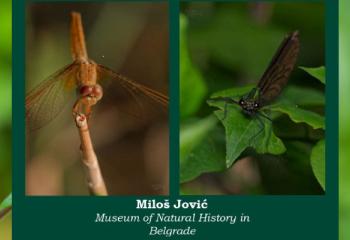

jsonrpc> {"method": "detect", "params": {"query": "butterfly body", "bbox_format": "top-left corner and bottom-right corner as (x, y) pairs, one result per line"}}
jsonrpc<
(209, 31), (300, 141)
(239, 98), (260, 116)
(238, 87), (261, 116)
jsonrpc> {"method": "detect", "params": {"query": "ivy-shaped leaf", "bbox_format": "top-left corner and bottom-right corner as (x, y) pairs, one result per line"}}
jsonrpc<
(217, 109), (285, 167)
(180, 115), (226, 183)
(208, 85), (325, 167)
(300, 66), (326, 84)
(311, 139), (325, 190)
(270, 100), (325, 130)
(208, 95), (286, 167)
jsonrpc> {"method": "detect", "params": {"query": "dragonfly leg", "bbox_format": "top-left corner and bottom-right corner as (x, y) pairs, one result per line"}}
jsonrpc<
(249, 115), (265, 146)
(222, 102), (228, 121)
(74, 84), (103, 119)
(208, 97), (239, 121)
(258, 111), (273, 145)
(84, 104), (92, 121)
(258, 111), (272, 122)
(249, 111), (273, 147)
(73, 96), (98, 118)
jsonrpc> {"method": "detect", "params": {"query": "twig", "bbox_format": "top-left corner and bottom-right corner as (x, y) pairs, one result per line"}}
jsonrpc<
(75, 114), (108, 196)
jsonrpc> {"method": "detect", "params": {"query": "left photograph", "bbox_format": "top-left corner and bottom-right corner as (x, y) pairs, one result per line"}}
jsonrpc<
(25, 3), (169, 196)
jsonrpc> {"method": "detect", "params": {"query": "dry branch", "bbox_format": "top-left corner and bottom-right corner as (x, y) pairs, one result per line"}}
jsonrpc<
(75, 114), (108, 196)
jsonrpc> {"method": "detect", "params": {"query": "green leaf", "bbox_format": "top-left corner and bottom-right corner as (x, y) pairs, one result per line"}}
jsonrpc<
(0, 193), (11, 210)
(208, 84), (325, 167)
(0, 193), (12, 219)
(180, 115), (226, 183)
(212, 86), (325, 129)
(270, 100), (325, 129)
(282, 85), (325, 106)
(180, 14), (207, 119)
(208, 88), (286, 167)
(213, 85), (325, 107)
(310, 139), (325, 190)
(214, 109), (285, 168)
(300, 66), (326, 84)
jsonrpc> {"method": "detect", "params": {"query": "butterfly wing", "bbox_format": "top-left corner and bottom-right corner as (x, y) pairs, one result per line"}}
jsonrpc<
(257, 31), (300, 105)
(26, 63), (78, 131)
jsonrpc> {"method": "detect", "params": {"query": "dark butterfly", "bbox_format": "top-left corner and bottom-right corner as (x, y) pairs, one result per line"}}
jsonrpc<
(209, 31), (300, 141)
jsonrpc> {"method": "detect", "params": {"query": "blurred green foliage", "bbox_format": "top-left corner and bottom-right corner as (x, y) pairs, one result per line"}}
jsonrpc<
(0, 0), (12, 237)
(180, 15), (207, 118)
(180, 3), (325, 195)
(339, 0), (350, 239)
(180, 115), (225, 183)
(0, 0), (12, 199)
(300, 66), (326, 84)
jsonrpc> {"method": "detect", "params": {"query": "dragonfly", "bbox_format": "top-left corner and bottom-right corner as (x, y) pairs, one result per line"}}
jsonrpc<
(26, 12), (168, 131)
(209, 31), (300, 141)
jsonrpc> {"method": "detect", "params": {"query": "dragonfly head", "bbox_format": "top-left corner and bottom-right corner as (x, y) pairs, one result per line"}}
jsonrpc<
(239, 98), (260, 114)
(79, 84), (103, 101)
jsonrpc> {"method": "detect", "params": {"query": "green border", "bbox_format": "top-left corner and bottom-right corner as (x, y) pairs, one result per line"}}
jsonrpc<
(170, 0), (180, 196)
(325, 0), (339, 199)
(13, 0), (339, 239)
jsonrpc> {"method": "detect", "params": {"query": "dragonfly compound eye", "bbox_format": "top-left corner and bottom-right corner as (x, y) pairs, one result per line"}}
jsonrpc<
(92, 84), (103, 101)
(79, 85), (93, 97)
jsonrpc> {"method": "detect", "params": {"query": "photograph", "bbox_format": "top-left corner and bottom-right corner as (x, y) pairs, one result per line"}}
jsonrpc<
(25, 3), (169, 196)
(179, 2), (325, 195)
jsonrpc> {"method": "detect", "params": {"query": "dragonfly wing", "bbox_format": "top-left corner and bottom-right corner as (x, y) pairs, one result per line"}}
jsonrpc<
(26, 63), (78, 131)
(96, 64), (168, 118)
(257, 31), (300, 105)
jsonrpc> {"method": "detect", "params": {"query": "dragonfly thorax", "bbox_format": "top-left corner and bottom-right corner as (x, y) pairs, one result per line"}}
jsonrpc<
(76, 60), (98, 86)
(239, 98), (260, 115)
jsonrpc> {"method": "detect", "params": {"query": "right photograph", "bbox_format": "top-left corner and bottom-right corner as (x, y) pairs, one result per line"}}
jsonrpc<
(180, 2), (325, 195)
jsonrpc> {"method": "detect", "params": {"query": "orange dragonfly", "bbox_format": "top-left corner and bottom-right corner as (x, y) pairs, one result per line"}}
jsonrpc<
(26, 12), (168, 131)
